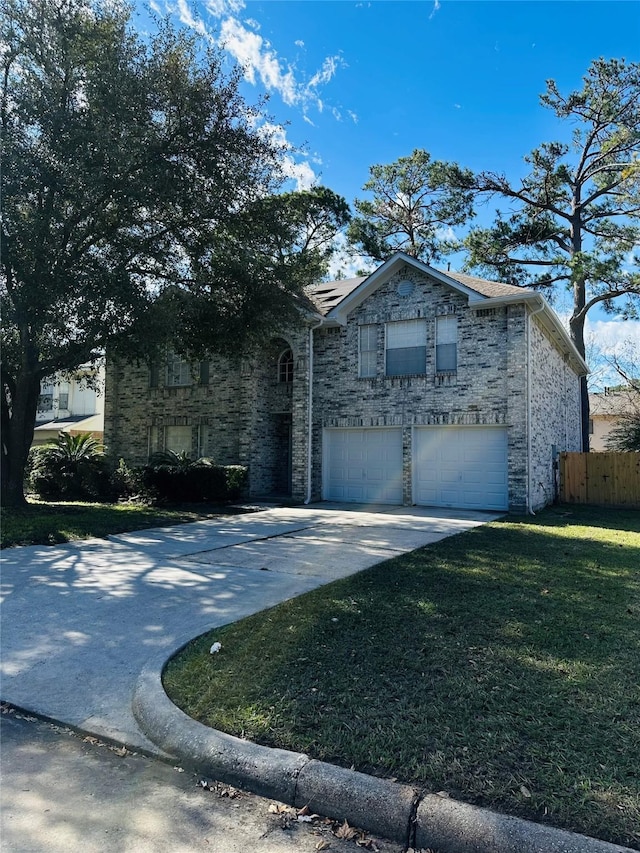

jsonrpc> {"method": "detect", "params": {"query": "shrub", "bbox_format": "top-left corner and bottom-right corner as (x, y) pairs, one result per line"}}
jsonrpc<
(224, 465), (248, 499)
(109, 458), (151, 503)
(28, 432), (110, 500)
(142, 453), (247, 503)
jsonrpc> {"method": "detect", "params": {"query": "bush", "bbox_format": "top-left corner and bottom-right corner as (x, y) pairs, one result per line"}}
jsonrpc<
(142, 453), (247, 503)
(109, 458), (151, 503)
(224, 465), (248, 499)
(28, 432), (111, 500)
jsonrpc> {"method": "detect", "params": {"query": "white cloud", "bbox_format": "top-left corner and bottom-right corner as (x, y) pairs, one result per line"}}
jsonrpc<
(429, 0), (441, 20)
(171, 0), (346, 120)
(586, 317), (640, 354)
(326, 233), (372, 281)
(204, 0), (245, 16)
(308, 55), (342, 90)
(281, 156), (316, 191)
(220, 16), (300, 104)
(258, 122), (318, 191)
(558, 314), (640, 388)
(177, 0), (207, 36)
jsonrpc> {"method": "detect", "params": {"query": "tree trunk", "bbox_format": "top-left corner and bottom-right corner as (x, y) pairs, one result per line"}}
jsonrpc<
(1, 371), (42, 508)
(569, 308), (590, 453)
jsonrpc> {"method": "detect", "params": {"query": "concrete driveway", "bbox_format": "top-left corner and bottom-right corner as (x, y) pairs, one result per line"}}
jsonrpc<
(0, 503), (498, 752)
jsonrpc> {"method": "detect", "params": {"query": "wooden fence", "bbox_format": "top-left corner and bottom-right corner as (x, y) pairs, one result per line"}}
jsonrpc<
(559, 452), (640, 508)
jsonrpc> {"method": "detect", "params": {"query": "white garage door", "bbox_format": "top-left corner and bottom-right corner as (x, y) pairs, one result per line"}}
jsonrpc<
(414, 427), (508, 511)
(323, 428), (403, 504)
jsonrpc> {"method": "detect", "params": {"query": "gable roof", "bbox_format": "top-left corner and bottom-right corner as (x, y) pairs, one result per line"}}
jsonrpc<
(305, 253), (531, 318)
(304, 252), (588, 376)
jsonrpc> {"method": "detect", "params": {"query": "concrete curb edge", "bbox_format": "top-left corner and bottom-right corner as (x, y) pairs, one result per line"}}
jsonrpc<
(133, 647), (635, 853)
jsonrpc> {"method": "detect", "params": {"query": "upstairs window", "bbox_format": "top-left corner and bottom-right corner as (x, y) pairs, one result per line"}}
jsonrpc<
(436, 315), (457, 372)
(385, 319), (426, 376)
(278, 348), (294, 383)
(166, 352), (192, 386)
(359, 324), (377, 378)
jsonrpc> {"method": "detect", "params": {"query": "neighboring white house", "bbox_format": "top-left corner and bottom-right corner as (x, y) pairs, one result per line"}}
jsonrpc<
(589, 388), (640, 451)
(33, 362), (105, 446)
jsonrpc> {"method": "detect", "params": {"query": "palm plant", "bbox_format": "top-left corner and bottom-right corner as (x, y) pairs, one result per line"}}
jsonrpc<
(29, 432), (107, 499)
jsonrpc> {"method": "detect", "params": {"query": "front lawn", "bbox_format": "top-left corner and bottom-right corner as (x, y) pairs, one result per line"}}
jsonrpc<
(163, 506), (640, 849)
(0, 500), (248, 548)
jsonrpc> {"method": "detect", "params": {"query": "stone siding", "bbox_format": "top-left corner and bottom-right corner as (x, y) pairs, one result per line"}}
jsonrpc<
(103, 262), (583, 512)
(103, 354), (244, 467)
(528, 316), (582, 510)
(311, 265), (528, 507)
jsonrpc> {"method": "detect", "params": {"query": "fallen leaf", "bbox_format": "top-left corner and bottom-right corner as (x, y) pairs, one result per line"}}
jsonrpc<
(520, 785), (532, 798)
(315, 841), (331, 851)
(268, 803), (293, 814)
(334, 821), (357, 841)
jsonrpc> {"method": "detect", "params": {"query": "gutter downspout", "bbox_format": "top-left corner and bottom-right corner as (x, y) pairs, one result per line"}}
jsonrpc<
(526, 299), (546, 515)
(304, 319), (324, 505)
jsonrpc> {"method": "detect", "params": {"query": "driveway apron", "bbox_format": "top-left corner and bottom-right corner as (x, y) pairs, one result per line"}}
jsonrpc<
(0, 504), (498, 752)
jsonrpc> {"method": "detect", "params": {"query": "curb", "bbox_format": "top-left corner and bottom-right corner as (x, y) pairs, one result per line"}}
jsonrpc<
(133, 647), (635, 853)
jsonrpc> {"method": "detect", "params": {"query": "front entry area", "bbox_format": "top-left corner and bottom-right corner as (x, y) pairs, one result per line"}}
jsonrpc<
(413, 426), (509, 511)
(323, 428), (403, 504)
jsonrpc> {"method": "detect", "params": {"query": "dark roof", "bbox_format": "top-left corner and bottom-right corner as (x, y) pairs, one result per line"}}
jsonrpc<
(305, 277), (368, 314)
(442, 270), (530, 298)
(305, 269), (529, 316)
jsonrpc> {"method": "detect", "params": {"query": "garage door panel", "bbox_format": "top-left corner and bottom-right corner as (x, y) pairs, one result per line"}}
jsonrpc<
(414, 427), (508, 511)
(324, 428), (403, 504)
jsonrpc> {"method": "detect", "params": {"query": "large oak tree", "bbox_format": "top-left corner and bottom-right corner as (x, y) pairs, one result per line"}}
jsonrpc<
(463, 59), (640, 450)
(1, 0), (349, 506)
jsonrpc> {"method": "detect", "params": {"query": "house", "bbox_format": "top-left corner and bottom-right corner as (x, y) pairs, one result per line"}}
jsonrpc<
(589, 388), (640, 451)
(33, 363), (105, 446)
(103, 253), (587, 512)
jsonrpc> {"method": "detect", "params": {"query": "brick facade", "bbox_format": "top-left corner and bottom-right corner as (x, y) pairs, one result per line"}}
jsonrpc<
(103, 257), (584, 512)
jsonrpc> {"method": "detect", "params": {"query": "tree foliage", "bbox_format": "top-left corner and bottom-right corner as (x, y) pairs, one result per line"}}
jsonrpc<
(0, 0), (349, 505)
(347, 149), (474, 264)
(461, 59), (640, 449)
(605, 408), (640, 452)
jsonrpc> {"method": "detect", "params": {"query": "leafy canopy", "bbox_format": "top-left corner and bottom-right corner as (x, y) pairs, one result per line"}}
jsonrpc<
(347, 149), (474, 265)
(0, 0), (349, 504)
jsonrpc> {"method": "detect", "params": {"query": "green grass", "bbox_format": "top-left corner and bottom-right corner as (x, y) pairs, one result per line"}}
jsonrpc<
(163, 506), (640, 849)
(1, 499), (244, 548)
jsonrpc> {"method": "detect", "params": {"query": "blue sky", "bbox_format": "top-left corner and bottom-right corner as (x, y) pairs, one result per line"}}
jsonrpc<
(135, 0), (640, 382)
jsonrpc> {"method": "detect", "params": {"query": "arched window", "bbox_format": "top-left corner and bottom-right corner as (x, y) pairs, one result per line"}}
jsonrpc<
(278, 348), (294, 383)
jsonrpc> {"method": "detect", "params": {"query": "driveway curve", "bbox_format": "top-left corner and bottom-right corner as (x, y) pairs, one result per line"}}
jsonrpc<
(1, 503), (498, 752)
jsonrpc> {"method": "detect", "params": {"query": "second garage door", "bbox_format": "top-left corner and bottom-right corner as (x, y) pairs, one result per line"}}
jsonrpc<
(413, 426), (509, 511)
(323, 428), (403, 504)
